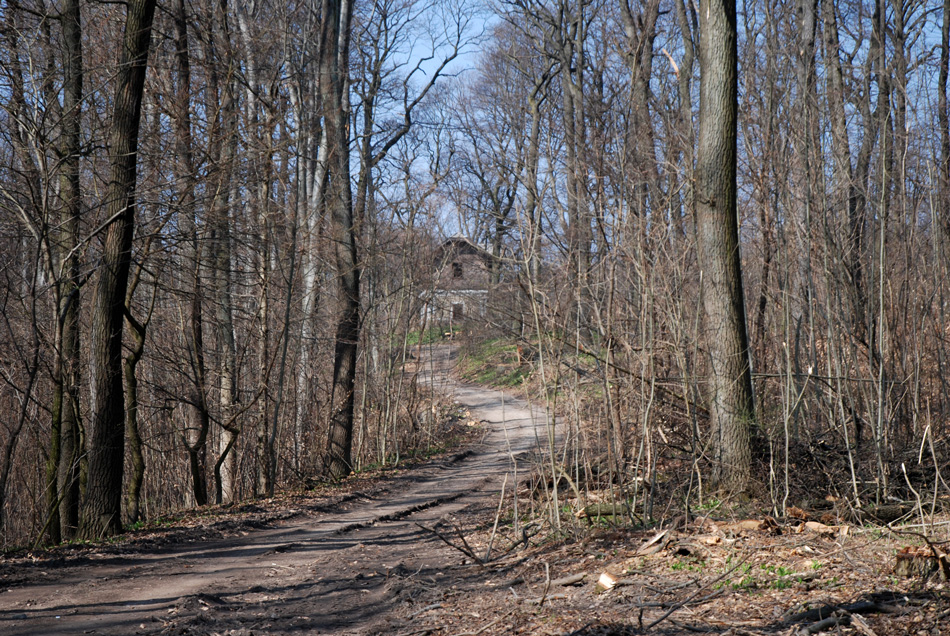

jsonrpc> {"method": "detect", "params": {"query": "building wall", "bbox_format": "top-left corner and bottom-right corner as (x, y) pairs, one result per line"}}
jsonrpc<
(422, 289), (489, 325)
(422, 238), (493, 325)
(434, 251), (490, 292)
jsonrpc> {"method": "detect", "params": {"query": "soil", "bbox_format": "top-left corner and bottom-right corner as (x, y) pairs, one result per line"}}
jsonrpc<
(2, 345), (949, 635)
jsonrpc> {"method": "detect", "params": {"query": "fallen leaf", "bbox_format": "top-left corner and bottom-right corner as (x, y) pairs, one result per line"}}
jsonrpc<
(803, 521), (848, 536)
(786, 506), (810, 521)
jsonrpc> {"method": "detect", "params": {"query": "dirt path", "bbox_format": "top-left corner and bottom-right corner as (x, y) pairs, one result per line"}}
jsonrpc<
(0, 345), (551, 635)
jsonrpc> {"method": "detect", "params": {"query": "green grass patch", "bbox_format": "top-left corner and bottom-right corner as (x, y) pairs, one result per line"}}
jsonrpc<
(458, 337), (531, 387)
(405, 326), (460, 346)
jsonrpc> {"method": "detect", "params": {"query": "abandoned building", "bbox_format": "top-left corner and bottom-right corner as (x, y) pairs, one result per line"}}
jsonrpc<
(421, 236), (493, 325)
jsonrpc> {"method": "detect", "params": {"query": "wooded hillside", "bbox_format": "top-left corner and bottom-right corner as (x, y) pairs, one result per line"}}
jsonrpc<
(2, 0), (949, 548)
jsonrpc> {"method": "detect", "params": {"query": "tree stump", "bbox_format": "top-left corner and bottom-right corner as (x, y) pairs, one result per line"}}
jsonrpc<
(894, 546), (950, 581)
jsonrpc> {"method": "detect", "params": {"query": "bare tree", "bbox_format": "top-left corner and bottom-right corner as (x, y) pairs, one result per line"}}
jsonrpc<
(322, 0), (358, 479)
(694, 0), (755, 492)
(79, 0), (158, 540)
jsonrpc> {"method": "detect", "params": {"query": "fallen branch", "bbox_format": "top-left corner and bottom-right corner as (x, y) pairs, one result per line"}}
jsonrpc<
(416, 520), (540, 567)
(783, 600), (896, 624)
(797, 611), (850, 635)
(550, 572), (586, 586)
(525, 593), (568, 604)
(409, 603), (442, 618)
(669, 618), (719, 633)
(416, 522), (484, 565)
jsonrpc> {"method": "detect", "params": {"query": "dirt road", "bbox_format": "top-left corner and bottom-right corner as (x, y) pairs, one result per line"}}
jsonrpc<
(0, 345), (550, 635)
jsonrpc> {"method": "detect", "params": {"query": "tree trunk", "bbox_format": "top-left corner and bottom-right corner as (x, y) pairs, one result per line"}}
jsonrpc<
(172, 0), (211, 507)
(207, 2), (240, 505)
(322, 0), (358, 480)
(620, 0), (662, 211)
(41, 0), (84, 546)
(941, 0), (950, 227)
(694, 0), (755, 492)
(124, 304), (148, 524)
(525, 86), (545, 287)
(78, 0), (157, 540)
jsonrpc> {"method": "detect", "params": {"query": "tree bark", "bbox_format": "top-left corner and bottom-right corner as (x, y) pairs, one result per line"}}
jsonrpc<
(171, 0), (211, 507)
(79, 0), (158, 540)
(44, 0), (84, 544)
(124, 292), (150, 524)
(694, 0), (755, 492)
(205, 1), (240, 505)
(323, 0), (358, 479)
(941, 0), (950, 224)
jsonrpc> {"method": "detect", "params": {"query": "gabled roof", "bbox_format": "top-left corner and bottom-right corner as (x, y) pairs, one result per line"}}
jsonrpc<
(436, 235), (492, 261)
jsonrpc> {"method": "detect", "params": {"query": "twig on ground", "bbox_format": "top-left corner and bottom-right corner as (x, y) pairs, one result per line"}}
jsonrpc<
(409, 603), (442, 618)
(637, 588), (725, 609)
(416, 522), (484, 565)
(537, 561), (551, 607)
(850, 613), (878, 636)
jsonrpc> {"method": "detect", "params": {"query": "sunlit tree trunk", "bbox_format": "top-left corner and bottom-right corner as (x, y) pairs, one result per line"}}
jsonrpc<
(694, 0), (755, 492)
(79, 0), (158, 540)
(323, 0), (358, 479)
(44, 0), (84, 544)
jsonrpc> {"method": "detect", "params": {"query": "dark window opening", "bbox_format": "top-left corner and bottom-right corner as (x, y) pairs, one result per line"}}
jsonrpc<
(452, 262), (462, 278)
(452, 303), (464, 319)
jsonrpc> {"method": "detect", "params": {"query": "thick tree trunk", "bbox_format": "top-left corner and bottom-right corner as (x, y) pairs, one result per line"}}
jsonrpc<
(237, 4), (277, 498)
(295, 125), (328, 473)
(560, 35), (591, 300)
(78, 0), (157, 540)
(694, 0), (755, 492)
(322, 0), (358, 480)
(57, 0), (84, 543)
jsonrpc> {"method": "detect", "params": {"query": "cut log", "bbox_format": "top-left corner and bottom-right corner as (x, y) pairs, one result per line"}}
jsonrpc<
(576, 503), (631, 519)
(859, 503), (914, 524)
(551, 573), (586, 587)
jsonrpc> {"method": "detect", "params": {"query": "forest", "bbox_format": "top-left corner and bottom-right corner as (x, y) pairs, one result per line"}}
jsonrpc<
(1, 0), (949, 555)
